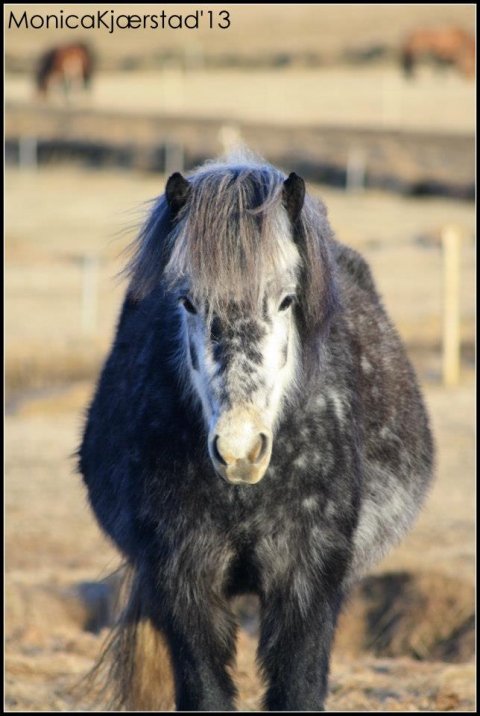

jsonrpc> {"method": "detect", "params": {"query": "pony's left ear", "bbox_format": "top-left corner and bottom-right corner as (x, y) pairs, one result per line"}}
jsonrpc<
(283, 172), (305, 224)
(165, 172), (191, 217)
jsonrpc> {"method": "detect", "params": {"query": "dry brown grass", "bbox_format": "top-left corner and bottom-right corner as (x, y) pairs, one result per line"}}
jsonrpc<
(5, 155), (475, 710)
(6, 65), (476, 135)
(5, 324), (475, 712)
(336, 571), (475, 663)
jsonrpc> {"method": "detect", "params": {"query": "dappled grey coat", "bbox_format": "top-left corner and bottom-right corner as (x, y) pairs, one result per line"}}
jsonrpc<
(79, 152), (434, 711)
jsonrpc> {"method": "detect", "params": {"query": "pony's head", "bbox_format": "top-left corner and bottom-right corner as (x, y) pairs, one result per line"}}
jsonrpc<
(128, 153), (338, 484)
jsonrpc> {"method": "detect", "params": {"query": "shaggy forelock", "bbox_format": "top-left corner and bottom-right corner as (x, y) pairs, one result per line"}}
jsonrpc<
(126, 150), (339, 337)
(165, 160), (295, 317)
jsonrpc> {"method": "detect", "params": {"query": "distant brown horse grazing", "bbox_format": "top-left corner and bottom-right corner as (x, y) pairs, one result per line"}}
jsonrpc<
(35, 43), (95, 101)
(401, 27), (475, 79)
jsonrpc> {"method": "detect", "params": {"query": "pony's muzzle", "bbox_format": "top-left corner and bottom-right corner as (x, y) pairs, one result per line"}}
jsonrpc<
(208, 412), (272, 484)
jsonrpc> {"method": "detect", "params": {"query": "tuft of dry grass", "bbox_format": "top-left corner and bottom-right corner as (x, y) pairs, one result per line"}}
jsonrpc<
(336, 571), (474, 663)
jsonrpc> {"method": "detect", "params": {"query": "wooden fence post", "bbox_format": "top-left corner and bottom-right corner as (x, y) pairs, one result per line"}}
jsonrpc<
(19, 136), (38, 170)
(165, 141), (185, 175)
(219, 125), (242, 154)
(346, 148), (366, 193)
(441, 226), (461, 387)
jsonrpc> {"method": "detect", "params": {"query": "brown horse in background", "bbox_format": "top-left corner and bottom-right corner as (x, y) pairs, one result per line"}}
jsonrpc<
(35, 43), (95, 101)
(401, 27), (475, 79)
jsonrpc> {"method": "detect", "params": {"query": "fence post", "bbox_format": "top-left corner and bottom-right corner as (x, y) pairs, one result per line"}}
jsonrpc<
(346, 148), (366, 193)
(441, 226), (461, 387)
(164, 141), (184, 175)
(19, 136), (38, 170)
(81, 255), (99, 336)
(219, 124), (242, 154)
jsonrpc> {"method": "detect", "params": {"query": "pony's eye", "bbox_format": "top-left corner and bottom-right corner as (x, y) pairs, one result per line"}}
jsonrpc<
(278, 295), (295, 312)
(180, 296), (197, 315)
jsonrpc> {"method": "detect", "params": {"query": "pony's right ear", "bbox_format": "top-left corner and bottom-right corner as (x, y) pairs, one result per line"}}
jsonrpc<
(283, 172), (305, 224)
(165, 172), (191, 217)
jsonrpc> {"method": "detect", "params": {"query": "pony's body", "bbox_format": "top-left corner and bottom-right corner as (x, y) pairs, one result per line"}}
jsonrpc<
(79, 153), (433, 711)
(35, 43), (95, 101)
(401, 27), (475, 79)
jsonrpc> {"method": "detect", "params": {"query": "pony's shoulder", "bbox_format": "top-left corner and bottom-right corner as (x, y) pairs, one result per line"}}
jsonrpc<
(332, 241), (377, 296)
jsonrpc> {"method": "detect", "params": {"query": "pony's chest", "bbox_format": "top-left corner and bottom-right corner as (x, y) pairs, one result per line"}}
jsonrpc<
(227, 496), (344, 593)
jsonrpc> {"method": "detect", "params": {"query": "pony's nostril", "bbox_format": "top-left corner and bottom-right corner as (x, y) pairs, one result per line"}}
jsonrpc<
(249, 433), (270, 464)
(212, 436), (228, 466)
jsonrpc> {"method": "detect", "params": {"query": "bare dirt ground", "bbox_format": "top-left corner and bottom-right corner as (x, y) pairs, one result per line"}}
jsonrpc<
(5, 166), (475, 711)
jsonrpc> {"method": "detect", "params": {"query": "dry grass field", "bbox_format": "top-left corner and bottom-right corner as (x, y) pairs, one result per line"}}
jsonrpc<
(5, 4), (475, 68)
(5, 166), (475, 392)
(4, 3), (475, 63)
(5, 64), (476, 136)
(5, 165), (475, 711)
(5, 5), (475, 135)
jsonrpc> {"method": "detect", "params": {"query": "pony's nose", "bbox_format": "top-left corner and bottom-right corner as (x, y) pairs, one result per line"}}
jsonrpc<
(213, 432), (270, 467)
(208, 410), (273, 484)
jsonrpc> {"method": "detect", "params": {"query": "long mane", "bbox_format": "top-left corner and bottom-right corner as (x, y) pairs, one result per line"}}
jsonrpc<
(126, 149), (339, 354)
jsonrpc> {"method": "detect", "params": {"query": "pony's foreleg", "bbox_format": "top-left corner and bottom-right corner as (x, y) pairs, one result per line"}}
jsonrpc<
(153, 587), (238, 711)
(257, 575), (344, 711)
